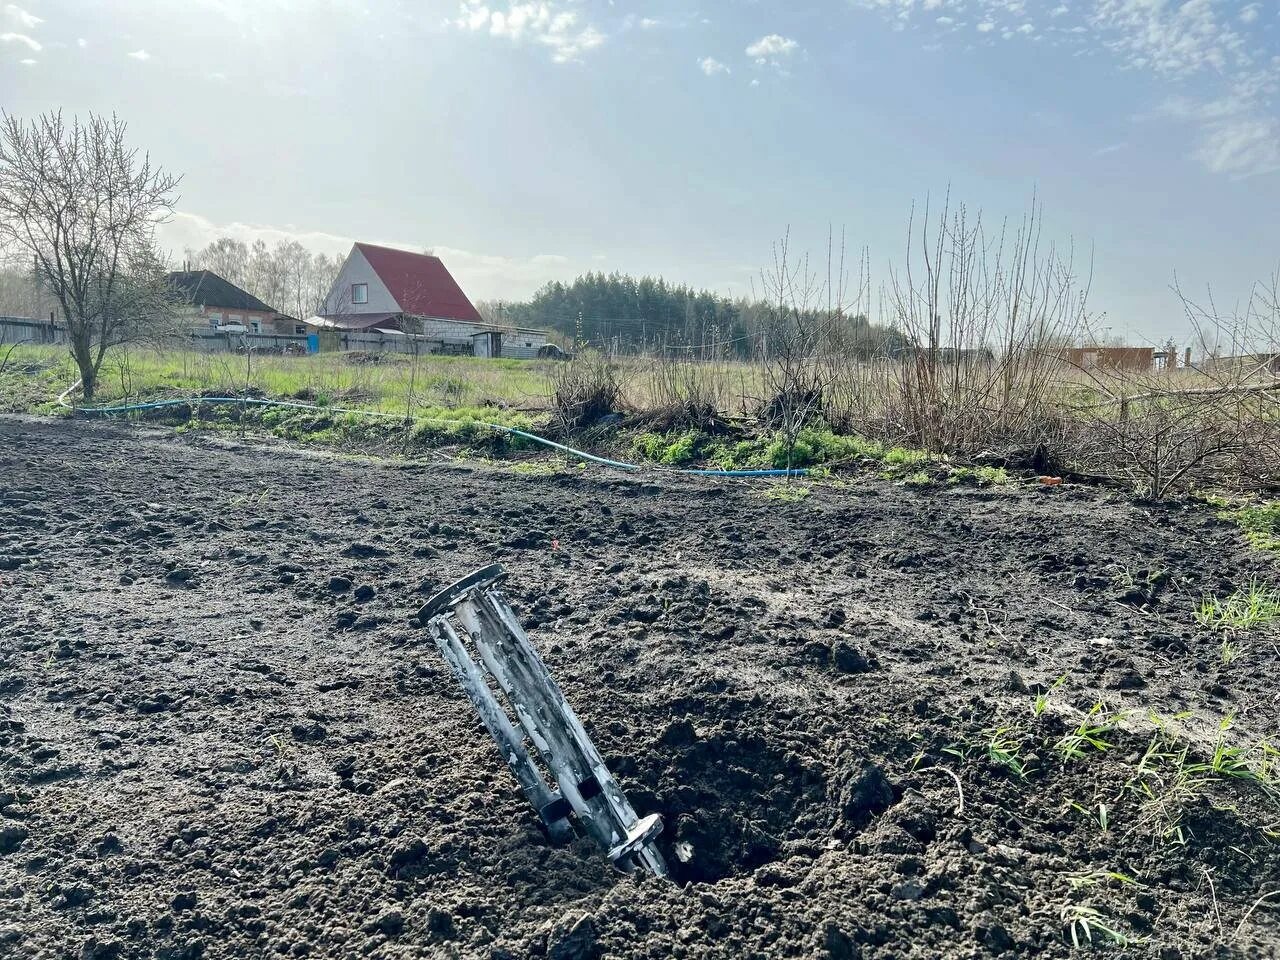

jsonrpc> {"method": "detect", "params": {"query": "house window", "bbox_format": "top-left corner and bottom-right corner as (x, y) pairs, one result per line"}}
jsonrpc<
(352, 283), (368, 304)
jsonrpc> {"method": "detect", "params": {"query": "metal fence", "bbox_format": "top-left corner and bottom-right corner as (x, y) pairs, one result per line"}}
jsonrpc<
(0, 317), (546, 359)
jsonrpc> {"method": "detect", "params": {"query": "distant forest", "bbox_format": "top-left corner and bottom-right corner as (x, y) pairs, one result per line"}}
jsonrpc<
(478, 272), (908, 359)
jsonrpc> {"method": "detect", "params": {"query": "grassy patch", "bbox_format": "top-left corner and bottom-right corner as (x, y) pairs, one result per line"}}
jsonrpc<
(901, 469), (935, 489)
(761, 483), (811, 503)
(1220, 501), (1280, 551)
(947, 465), (1011, 487)
(883, 446), (929, 466)
(5, 344), (556, 415)
(1195, 582), (1280, 631)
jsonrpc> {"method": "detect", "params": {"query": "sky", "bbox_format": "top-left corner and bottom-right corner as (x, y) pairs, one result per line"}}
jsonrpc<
(2, 0), (1278, 344)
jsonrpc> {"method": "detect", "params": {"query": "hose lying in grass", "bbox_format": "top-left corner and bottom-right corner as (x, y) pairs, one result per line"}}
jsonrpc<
(57, 389), (810, 479)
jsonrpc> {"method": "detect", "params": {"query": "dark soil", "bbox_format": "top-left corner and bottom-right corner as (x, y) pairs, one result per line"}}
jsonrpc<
(1, 415), (1278, 960)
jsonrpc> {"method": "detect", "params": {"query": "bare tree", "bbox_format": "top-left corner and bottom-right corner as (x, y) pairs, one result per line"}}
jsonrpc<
(0, 111), (181, 399)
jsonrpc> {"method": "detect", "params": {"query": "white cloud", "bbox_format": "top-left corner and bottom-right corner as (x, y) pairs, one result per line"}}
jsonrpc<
(698, 56), (729, 76)
(18, 56), (34, 64)
(158, 211), (591, 302)
(852, 0), (1280, 179)
(77, 38), (87, 48)
(3, 4), (40, 29)
(1163, 94), (1280, 179)
(127, 48), (150, 60)
(745, 33), (798, 65)
(452, 1), (605, 63)
(0, 31), (39, 50)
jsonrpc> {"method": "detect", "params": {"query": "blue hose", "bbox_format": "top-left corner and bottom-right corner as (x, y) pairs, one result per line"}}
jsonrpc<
(67, 395), (809, 479)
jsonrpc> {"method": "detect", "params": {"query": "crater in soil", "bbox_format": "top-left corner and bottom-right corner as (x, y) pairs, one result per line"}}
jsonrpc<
(616, 712), (898, 884)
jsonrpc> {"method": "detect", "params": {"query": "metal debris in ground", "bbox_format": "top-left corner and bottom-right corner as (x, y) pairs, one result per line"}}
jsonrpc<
(421, 563), (669, 880)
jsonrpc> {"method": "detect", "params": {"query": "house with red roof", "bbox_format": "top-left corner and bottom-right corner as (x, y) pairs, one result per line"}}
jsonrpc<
(313, 242), (551, 358)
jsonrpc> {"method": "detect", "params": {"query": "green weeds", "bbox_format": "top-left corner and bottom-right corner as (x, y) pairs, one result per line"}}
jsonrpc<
(987, 727), (1032, 779)
(1057, 703), (1116, 761)
(761, 483), (811, 503)
(1196, 582), (1280, 631)
(1061, 904), (1131, 948)
(1033, 675), (1068, 717)
(632, 430), (700, 465)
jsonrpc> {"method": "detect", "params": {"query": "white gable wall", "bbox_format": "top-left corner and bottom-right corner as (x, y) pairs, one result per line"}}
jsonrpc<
(322, 246), (401, 317)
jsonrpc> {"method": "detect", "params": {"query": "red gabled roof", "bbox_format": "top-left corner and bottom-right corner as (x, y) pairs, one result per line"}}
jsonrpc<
(356, 243), (482, 324)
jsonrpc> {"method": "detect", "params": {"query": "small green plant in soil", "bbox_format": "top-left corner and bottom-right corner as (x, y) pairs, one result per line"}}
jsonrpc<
(1057, 703), (1116, 761)
(1061, 904), (1131, 948)
(1196, 582), (1280, 631)
(1033, 675), (1068, 717)
(986, 727), (1031, 779)
(1065, 869), (1138, 890)
(1067, 801), (1111, 835)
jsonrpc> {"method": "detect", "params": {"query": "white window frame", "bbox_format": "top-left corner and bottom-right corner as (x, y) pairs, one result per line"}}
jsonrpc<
(351, 283), (369, 305)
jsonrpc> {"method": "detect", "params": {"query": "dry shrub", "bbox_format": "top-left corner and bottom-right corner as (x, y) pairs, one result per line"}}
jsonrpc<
(1061, 272), (1280, 496)
(638, 353), (726, 431)
(882, 196), (1087, 456)
(548, 351), (625, 432)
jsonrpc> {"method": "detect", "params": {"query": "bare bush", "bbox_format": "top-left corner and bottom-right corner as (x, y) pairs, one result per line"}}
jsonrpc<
(549, 351), (625, 432)
(1062, 270), (1280, 496)
(638, 352), (726, 431)
(883, 195), (1089, 456)
(753, 228), (859, 470)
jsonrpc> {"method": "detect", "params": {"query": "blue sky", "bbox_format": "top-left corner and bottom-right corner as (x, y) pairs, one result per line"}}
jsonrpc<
(2, 0), (1278, 343)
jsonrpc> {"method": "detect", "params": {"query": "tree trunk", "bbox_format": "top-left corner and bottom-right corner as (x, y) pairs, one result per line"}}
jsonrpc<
(70, 338), (97, 400)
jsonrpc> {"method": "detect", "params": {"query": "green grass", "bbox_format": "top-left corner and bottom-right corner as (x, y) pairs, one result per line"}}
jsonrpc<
(697, 427), (889, 471)
(902, 469), (935, 489)
(761, 483), (811, 503)
(987, 727), (1031, 779)
(1195, 582), (1280, 631)
(1057, 703), (1116, 761)
(883, 446), (929, 466)
(1061, 904), (1131, 948)
(2, 344), (557, 416)
(948, 465), (1011, 487)
(1220, 501), (1280, 551)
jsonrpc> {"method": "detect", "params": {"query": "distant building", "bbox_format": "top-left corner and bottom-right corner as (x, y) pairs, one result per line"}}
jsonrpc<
(167, 270), (299, 334)
(1057, 346), (1156, 373)
(1200, 352), (1280, 378)
(313, 242), (551, 358)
